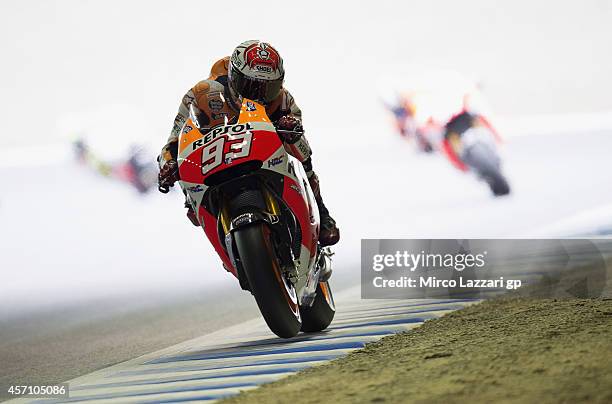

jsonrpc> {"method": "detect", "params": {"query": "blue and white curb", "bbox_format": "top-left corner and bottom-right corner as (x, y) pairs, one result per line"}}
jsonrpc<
(10, 287), (474, 403)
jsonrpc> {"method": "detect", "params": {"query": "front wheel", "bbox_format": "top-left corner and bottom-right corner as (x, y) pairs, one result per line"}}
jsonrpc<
(300, 281), (336, 332)
(463, 142), (510, 197)
(484, 170), (511, 196)
(234, 223), (302, 338)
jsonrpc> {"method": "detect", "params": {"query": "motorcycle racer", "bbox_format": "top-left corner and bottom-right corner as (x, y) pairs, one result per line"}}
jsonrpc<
(157, 40), (340, 246)
(384, 94), (435, 152)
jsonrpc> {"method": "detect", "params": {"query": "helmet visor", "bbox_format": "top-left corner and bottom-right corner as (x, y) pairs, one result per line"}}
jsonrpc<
(230, 66), (283, 104)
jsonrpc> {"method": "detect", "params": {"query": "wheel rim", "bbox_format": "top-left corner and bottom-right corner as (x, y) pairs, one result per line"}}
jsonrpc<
(273, 264), (300, 319)
(264, 227), (301, 320)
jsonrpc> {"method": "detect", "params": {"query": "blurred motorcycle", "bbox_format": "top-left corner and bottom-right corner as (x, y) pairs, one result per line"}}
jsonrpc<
(442, 112), (511, 196)
(383, 96), (436, 153)
(166, 96), (335, 338)
(73, 140), (157, 194)
(461, 126), (510, 196)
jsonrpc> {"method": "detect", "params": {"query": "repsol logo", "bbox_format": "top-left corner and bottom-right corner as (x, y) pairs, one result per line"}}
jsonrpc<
(193, 123), (253, 150)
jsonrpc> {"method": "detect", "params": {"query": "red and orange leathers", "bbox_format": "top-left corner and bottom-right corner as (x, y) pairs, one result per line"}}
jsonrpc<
(159, 57), (312, 170)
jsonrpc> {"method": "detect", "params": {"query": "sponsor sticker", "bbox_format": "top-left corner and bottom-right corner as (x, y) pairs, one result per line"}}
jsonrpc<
(233, 212), (253, 227)
(212, 112), (228, 120)
(231, 50), (243, 68)
(187, 184), (204, 193)
(191, 123), (253, 150)
(290, 184), (302, 194)
(182, 93), (195, 107)
(267, 156), (284, 167)
(208, 99), (223, 111)
(255, 64), (272, 73)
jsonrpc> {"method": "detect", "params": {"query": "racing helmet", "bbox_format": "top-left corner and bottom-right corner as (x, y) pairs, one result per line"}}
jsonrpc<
(228, 40), (285, 104)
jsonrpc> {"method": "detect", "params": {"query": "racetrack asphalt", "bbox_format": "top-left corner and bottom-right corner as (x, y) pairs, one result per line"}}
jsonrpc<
(0, 271), (357, 402)
(0, 285), (260, 401)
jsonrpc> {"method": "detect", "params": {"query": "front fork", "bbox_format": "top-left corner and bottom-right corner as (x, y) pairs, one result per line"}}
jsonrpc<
(220, 186), (299, 291)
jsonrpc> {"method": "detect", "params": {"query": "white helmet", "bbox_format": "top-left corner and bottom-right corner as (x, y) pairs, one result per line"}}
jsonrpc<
(228, 40), (285, 104)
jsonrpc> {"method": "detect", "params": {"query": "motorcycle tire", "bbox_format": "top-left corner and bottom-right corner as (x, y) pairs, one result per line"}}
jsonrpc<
(300, 281), (336, 332)
(463, 143), (510, 197)
(234, 223), (302, 338)
(485, 170), (511, 196)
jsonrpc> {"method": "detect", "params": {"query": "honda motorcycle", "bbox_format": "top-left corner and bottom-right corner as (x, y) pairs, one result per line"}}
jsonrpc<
(170, 97), (335, 338)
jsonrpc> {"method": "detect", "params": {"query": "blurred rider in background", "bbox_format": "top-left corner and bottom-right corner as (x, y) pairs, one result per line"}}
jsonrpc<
(157, 40), (340, 246)
(73, 139), (156, 194)
(441, 109), (503, 172)
(384, 94), (435, 153)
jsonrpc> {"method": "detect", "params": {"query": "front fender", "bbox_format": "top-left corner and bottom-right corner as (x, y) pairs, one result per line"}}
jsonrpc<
(225, 208), (280, 291)
(230, 210), (279, 232)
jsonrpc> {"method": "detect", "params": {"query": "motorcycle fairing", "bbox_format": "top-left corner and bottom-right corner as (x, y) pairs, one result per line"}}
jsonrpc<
(176, 98), (321, 297)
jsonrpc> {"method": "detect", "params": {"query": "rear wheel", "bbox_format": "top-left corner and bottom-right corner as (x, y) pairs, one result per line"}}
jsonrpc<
(300, 281), (336, 332)
(234, 223), (302, 338)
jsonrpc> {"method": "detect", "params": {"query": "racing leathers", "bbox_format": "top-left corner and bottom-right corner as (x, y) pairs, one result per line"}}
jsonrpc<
(158, 57), (340, 246)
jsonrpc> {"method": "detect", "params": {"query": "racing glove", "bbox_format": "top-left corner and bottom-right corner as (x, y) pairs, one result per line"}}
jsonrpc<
(275, 116), (312, 163)
(158, 159), (180, 193)
(275, 116), (304, 141)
